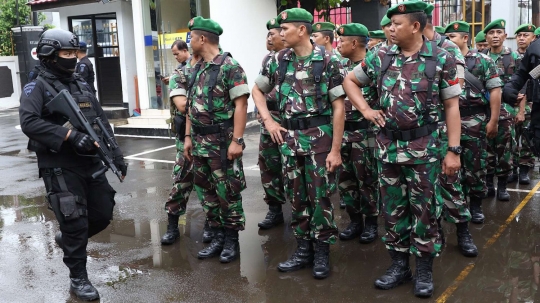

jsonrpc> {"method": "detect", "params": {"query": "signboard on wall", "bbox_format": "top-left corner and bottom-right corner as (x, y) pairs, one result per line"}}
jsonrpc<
(158, 31), (191, 49)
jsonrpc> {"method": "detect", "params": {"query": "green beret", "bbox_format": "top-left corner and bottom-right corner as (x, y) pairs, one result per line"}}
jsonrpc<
(535, 27), (540, 36)
(369, 30), (386, 39)
(188, 16), (223, 36)
(474, 31), (486, 43)
(445, 21), (470, 34)
(277, 8), (313, 24)
(380, 15), (391, 27)
(424, 3), (435, 17)
(266, 18), (280, 30)
(337, 23), (368, 37)
(313, 22), (335, 33)
(386, 0), (428, 18)
(483, 19), (506, 34)
(515, 24), (536, 35)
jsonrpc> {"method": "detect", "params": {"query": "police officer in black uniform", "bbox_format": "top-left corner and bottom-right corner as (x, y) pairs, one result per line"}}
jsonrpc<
(19, 29), (127, 301)
(75, 41), (96, 94)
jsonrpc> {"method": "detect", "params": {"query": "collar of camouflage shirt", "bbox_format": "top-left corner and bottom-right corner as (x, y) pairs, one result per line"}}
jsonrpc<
(282, 45), (325, 62)
(487, 45), (512, 56)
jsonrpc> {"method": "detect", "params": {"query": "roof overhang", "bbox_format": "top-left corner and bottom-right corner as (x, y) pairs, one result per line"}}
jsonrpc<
(28, 0), (103, 11)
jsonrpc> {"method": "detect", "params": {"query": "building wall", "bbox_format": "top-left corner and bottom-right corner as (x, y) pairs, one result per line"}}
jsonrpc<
(42, 2), (137, 111)
(492, 0), (519, 50)
(209, 0), (277, 112)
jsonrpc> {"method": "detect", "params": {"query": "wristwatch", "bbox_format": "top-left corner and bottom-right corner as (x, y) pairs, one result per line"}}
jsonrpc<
(448, 146), (463, 155)
(233, 137), (244, 145)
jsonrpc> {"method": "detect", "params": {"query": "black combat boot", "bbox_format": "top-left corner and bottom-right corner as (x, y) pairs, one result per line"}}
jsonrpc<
(69, 263), (100, 301)
(359, 216), (378, 244)
(414, 256), (434, 298)
(312, 241), (330, 279)
(519, 165), (531, 185)
(339, 197), (346, 209)
(339, 213), (363, 240)
(55, 231), (63, 249)
(507, 167), (518, 183)
(486, 174), (495, 197)
(469, 197), (485, 224)
(160, 214), (180, 245)
(497, 177), (510, 201)
(258, 204), (284, 229)
(437, 217), (445, 245)
(456, 222), (478, 257)
(198, 228), (225, 259)
(277, 238), (314, 272)
(220, 229), (240, 263)
(374, 251), (413, 290)
(202, 221), (215, 243)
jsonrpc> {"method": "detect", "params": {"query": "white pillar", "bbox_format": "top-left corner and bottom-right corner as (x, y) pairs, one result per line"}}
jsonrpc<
(492, 0), (519, 50)
(132, 0), (151, 110)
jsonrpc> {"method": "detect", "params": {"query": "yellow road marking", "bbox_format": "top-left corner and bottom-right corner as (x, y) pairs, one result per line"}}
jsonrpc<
(435, 181), (540, 303)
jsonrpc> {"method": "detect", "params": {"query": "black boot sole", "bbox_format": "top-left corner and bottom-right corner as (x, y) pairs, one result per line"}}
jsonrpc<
(70, 288), (100, 301)
(519, 178), (531, 185)
(460, 248), (479, 257)
(313, 270), (330, 279)
(497, 194), (510, 201)
(339, 233), (361, 241)
(160, 233), (180, 245)
(359, 235), (378, 244)
(258, 217), (284, 230)
(219, 253), (239, 263)
(374, 271), (413, 290)
(470, 217), (485, 224)
(198, 251), (223, 259)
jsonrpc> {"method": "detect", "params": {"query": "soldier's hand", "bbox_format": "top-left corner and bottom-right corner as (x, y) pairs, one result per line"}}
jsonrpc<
(183, 136), (193, 162)
(503, 87), (519, 106)
(265, 120), (287, 144)
(486, 120), (498, 139)
(67, 130), (97, 155)
(325, 151), (342, 173)
(362, 109), (386, 127)
(227, 141), (243, 160)
(516, 111), (526, 124)
(442, 153), (461, 176)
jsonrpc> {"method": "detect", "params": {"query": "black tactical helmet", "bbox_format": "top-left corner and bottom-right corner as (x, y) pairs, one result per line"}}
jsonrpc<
(37, 28), (80, 59)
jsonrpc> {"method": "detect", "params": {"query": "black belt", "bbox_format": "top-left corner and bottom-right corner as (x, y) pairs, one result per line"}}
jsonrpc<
(380, 122), (438, 141)
(459, 106), (488, 117)
(191, 118), (233, 135)
(344, 120), (370, 131)
(267, 101), (279, 112)
(281, 115), (331, 130)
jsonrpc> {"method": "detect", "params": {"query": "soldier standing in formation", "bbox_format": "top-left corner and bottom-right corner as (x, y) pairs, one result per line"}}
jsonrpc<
(312, 21), (342, 60)
(335, 23), (379, 244)
(367, 30), (386, 49)
(257, 18), (287, 230)
(253, 8), (345, 279)
(183, 17), (250, 263)
(344, 1), (462, 297)
(474, 31), (489, 53)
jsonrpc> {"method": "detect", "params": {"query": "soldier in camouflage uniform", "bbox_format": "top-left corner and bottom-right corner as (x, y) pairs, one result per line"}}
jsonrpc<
(445, 21), (503, 256)
(258, 18), (287, 230)
(183, 17), (250, 264)
(368, 30), (386, 50)
(253, 8), (345, 279)
(312, 21), (342, 61)
(344, 1), (462, 297)
(509, 24), (536, 185)
(483, 19), (522, 201)
(474, 31), (489, 53)
(335, 23), (380, 244)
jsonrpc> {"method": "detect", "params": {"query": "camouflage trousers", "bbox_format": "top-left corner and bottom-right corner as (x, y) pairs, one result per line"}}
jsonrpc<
(338, 140), (379, 218)
(193, 155), (246, 230)
(258, 133), (285, 205)
(282, 152), (339, 244)
(378, 161), (442, 257)
(514, 118), (535, 168)
(164, 138), (194, 216)
(487, 119), (516, 177)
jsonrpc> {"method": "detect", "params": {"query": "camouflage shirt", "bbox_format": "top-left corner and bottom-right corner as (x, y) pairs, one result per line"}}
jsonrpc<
(485, 46), (521, 119)
(185, 53), (250, 157)
(260, 51), (281, 136)
(354, 38), (462, 164)
(255, 45), (346, 156)
(461, 49), (503, 107)
(432, 32), (466, 68)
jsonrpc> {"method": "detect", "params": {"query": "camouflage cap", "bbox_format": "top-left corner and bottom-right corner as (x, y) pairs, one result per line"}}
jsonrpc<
(474, 31), (486, 43)
(277, 8), (313, 24)
(483, 19), (506, 34)
(267, 18), (280, 30)
(434, 26), (445, 34)
(386, 0), (428, 18)
(188, 16), (223, 36)
(337, 23), (368, 37)
(380, 15), (391, 27)
(313, 22), (335, 33)
(444, 21), (470, 34)
(515, 23), (536, 35)
(424, 3), (435, 17)
(535, 27), (540, 35)
(369, 30), (386, 39)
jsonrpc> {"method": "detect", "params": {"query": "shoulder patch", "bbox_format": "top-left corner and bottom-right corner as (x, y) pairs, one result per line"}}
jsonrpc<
(24, 82), (36, 97)
(78, 64), (86, 72)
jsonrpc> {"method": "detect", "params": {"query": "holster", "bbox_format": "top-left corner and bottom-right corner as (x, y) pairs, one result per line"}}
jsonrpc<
(173, 115), (187, 139)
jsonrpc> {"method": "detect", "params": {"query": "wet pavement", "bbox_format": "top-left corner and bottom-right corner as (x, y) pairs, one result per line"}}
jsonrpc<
(2, 107), (540, 302)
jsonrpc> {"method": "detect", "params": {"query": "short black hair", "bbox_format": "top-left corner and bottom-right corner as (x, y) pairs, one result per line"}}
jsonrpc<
(291, 22), (313, 35)
(192, 30), (220, 45)
(343, 35), (368, 48)
(171, 39), (188, 50)
(427, 15), (433, 24)
(408, 12), (428, 32)
(319, 30), (334, 44)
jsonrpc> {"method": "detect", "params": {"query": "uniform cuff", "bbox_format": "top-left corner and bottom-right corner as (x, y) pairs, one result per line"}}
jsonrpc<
(329, 85), (346, 102)
(255, 75), (273, 94)
(353, 66), (370, 85)
(230, 84), (250, 100)
(441, 84), (462, 100)
(170, 88), (187, 98)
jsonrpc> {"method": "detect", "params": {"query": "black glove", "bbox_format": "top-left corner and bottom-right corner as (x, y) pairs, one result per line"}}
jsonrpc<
(113, 147), (128, 177)
(502, 86), (519, 106)
(67, 130), (97, 154)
